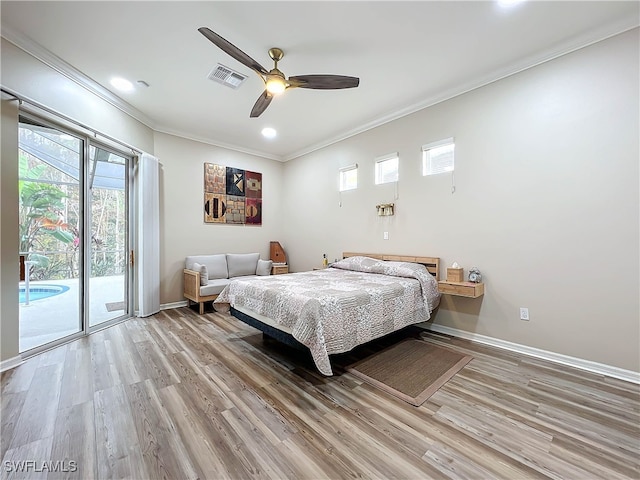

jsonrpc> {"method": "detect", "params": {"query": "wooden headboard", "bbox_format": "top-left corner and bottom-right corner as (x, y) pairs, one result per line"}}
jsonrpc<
(342, 252), (440, 281)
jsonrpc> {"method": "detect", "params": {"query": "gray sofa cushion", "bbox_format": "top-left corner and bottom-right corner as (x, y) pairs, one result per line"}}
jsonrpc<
(192, 262), (208, 286)
(256, 259), (272, 276)
(227, 253), (260, 278)
(186, 254), (228, 280)
(200, 278), (230, 296)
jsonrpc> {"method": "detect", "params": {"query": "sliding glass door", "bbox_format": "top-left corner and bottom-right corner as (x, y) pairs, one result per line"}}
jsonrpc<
(18, 118), (82, 351)
(88, 145), (130, 327)
(18, 114), (132, 353)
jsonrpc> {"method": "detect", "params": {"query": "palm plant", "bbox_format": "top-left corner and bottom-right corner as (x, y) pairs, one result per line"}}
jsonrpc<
(19, 155), (75, 277)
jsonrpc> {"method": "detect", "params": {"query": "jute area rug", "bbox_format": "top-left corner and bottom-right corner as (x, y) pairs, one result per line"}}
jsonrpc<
(346, 338), (472, 406)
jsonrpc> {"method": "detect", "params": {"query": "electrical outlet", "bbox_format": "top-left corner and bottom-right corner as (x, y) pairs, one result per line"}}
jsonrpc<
(520, 307), (529, 321)
(383, 232), (389, 240)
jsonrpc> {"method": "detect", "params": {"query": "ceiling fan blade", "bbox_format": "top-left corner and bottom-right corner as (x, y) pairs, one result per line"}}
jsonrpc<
(288, 75), (360, 90)
(198, 27), (268, 76)
(250, 91), (273, 118)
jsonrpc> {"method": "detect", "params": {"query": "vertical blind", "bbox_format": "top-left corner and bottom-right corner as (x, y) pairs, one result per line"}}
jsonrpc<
(137, 153), (160, 317)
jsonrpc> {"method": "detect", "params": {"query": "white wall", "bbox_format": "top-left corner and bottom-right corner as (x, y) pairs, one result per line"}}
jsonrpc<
(153, 132), (283, 305)
(281, 29), (640, 372)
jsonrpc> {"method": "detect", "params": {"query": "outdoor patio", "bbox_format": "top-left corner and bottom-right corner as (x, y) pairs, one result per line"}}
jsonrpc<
(19, 274), (127, 352)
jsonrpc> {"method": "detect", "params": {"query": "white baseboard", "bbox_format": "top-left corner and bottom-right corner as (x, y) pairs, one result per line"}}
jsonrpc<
(133, 302), (186, 317)
(0, 355), (23, 373)
(423, 323), (640, 385)
(161, 300), (188, 310)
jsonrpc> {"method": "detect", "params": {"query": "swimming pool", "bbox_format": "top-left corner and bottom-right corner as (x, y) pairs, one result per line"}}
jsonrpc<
(19, 285), (70, 303)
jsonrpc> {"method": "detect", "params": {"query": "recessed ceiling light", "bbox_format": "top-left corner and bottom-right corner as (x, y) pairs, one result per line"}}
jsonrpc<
(261, 127), (277, 139)
(497, 0), (525, 7)
(110, 77), (134, 92)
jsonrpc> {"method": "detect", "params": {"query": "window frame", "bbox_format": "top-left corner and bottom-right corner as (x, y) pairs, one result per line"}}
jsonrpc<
(422, 138), (455, 176)
(374, 152), (399, 185)
(339, 164), (358, 192)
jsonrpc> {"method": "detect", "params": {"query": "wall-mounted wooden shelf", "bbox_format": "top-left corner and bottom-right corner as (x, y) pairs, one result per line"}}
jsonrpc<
(438, 281), (484, 298)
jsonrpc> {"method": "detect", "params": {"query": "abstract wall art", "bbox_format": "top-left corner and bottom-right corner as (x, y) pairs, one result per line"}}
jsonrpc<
(204, 163), (262, 225)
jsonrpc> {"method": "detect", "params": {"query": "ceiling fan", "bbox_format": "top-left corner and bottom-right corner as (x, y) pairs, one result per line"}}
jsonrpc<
(198, 27), (360, 118)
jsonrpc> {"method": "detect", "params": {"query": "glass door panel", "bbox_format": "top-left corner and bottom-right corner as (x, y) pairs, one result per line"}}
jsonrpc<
(88, 144), (129, 327)
(18, 119), (82, 351)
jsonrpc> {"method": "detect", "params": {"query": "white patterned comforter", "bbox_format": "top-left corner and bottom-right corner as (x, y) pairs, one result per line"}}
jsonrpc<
(213, 256), (441, 375)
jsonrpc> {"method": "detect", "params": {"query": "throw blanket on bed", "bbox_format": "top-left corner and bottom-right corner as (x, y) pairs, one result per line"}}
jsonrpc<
(213, 256), (441, 375)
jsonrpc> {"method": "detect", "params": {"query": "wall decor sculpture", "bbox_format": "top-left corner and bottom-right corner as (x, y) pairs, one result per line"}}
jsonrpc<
(204, 163), (262, 225)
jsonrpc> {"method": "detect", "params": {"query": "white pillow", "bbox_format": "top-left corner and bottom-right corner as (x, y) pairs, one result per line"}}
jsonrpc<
(256, 259), (273, 276)
(192, 262), (208, 286)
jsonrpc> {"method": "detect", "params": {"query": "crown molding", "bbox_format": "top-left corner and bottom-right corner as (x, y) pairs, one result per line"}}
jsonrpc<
(1, 25), (158, 130)
(2, 25), (281, 161)
(282, 21), (639, 161)
(152, 125), (284, 162)
(2, 25), (284, 161)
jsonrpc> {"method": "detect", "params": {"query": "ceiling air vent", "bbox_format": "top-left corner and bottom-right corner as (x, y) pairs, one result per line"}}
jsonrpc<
(207, 64), (247, 89)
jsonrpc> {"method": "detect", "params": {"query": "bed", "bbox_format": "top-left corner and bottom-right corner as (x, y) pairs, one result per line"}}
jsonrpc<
(213, 253), (441, 375)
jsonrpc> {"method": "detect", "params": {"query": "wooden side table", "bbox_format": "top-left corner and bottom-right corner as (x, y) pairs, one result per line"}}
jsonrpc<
(271, 264), (289, 275)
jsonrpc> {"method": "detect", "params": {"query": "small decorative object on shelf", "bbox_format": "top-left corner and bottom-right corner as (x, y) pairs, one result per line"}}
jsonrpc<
(468, 267), (482, 283)
(446, 261), (464, 283)
(270, 241), (287, 264)
(322, 254), (328, 267)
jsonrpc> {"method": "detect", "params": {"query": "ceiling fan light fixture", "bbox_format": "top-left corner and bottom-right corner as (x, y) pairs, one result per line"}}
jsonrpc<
(265, 72), (287, 95)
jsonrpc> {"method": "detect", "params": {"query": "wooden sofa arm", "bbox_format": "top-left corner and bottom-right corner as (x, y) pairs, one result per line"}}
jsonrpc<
(183, 268), (200, 301)
(184, 268), (220, 314)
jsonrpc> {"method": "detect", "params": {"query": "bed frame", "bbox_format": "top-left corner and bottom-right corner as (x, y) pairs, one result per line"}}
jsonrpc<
(230, 252), (441, 351)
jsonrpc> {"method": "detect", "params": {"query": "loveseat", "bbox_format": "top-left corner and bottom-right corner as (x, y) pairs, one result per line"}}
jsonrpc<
(184, 253), (272, 314)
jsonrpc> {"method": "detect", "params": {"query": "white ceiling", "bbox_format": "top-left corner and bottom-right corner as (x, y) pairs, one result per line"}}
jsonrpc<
(1, 1), (638, 161)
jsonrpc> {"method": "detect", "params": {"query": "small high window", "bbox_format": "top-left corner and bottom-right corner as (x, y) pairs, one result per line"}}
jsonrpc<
(422, 138), (454, 176)
(339, 164), (358, 191)
(375, 153), (399, 185)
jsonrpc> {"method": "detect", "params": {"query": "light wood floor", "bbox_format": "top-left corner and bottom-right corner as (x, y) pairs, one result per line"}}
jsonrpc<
(2, 306), (639, 479)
